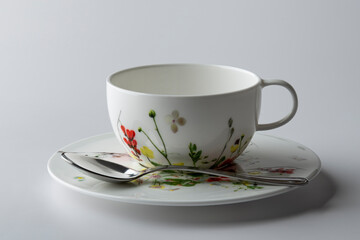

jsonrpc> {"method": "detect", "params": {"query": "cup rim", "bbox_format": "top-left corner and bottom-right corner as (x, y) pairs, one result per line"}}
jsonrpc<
(106, 63), (261, 98)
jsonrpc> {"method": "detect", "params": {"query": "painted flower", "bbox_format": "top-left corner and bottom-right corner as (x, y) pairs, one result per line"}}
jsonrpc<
(165, 110), (186, 133)
(150, 185), (165, 189)
(242, 181), (251, 186)
(173, 162), (184, 166)
(74, 176), (85, 181)
(206, 176), (231, 182)
(140, 146), (154, 159)
(230, 144), (239, 153)
(247, 171), (262, 175)
(269, 168), (295, 174)
(149, 174), (161, 179)
(121, 125), (141, 157)
(230, 138), (241, 153)
(258, 167), (295, 175)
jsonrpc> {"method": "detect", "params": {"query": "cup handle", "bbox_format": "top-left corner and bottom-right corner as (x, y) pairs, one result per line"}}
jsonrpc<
(257, 79), (298, 131)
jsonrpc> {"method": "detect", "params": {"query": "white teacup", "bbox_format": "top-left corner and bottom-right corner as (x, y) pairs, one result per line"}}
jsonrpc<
(107, 64), (298, 169)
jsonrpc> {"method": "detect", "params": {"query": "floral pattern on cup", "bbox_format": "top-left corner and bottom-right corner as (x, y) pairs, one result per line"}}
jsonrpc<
(118, 109), (250, 169)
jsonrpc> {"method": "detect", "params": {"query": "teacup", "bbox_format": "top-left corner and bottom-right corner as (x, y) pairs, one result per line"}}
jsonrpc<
(107, 64), (298, 169)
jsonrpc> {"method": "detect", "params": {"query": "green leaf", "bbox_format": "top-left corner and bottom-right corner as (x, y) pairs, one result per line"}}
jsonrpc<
(194, 151), (201, 159)
(149, 160), (162, 166)
(163, 178), (200, 187)
(186, 172), (206, 177)
(162, 170), (177, 174)
(182, 182), (198, 187)
(232, 181), (245, 185)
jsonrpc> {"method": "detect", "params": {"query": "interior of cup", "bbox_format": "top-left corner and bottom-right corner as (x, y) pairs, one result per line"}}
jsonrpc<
(108, 64), (260, 96)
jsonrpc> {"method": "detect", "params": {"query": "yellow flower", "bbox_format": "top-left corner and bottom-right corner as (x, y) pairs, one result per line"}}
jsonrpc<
(140, 146), (154, 159)
(230, 144), (239, 153)
(242, 181), (250, 186)
(150, 185), (165, 189)
(74, 176), (84, 181)
(173, 162), (184, 166)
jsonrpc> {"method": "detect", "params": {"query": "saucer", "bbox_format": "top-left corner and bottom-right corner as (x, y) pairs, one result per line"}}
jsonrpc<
(48, 133), (321, 206)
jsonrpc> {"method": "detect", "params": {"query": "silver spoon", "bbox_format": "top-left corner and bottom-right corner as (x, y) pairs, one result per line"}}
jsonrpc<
(59, 151), (309, 186)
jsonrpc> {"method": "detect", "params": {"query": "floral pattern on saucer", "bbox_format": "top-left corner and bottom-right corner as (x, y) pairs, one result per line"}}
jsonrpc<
(69, 151), (301, 192)
(130, 171), (264, 192)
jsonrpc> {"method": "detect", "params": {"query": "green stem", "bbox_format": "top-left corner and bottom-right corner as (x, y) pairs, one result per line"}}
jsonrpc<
(139, 162), (149, 169)
(140, 129), (172, 165)
(236, 138), (243, 155)
(152, 117), (167, 156)
(211, 129), (234, 168)
(189, 155), (197, 167)
(237, 137), (248, 155)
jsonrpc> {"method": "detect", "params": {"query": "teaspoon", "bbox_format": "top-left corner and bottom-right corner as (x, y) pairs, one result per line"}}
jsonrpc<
(59, 151), (308, 186)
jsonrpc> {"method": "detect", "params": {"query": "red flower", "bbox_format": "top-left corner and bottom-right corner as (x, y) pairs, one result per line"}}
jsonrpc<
(259, 167), (295, 174)
(269, 168), (295, 174)
(126, 129), (135, 140)
(134, 147), (140, 155)
(206, 177), (231, 182)
(123, 138), (138, 148)
(121, 125), (126, 135)
(120, 124), (141, 158)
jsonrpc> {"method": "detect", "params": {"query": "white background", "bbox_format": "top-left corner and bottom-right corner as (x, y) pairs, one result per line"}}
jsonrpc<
(1, 0), (359, 239)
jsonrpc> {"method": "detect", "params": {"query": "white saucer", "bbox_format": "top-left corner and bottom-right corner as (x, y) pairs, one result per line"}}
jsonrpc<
(48, 133), (321, 206)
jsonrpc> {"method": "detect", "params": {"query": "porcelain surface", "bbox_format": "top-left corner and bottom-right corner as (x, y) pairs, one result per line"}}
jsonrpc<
(48, 133), (320, 206)
(107, 64), (298, 168)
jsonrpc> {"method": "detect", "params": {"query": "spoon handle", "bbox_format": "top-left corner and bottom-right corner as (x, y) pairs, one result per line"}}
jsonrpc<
(144, 165), (308, 186)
